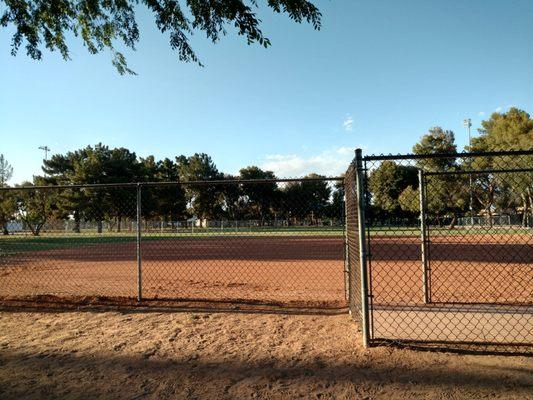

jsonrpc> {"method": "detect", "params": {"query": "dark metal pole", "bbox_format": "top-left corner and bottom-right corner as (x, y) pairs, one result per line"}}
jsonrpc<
(469, 173), (474, 226)
(465, 119), (475, 226)
(418, 170), (429, 304)
(136, 184), (142, 301)
(355, 148), (370, 347)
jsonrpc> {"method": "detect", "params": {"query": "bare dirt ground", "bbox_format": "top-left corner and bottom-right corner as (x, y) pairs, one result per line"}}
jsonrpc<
(369, 233), (532, 304)
(1, 234), (531, 305)
(1, 307), (532, 400)
(0, 236), (345, 304)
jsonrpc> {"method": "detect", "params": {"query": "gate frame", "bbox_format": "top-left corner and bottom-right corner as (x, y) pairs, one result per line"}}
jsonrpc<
(351, 148), (533, 353)
(354, 149), (371, 347)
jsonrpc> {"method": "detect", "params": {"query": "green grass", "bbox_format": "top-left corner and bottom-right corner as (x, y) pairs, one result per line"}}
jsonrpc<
(0, 235), (136, 255)
(368, 226), (531, 236)
(0, 228), (343, 256)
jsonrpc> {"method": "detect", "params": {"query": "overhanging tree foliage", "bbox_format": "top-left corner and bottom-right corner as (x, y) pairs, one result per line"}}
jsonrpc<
(1, 0), (321, 74)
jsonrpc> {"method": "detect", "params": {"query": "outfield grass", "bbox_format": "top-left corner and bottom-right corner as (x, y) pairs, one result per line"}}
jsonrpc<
(0, 228), (343, 256)
(369, 226), (531, 236)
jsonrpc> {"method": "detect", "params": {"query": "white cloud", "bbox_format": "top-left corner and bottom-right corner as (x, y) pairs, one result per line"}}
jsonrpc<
(342, 115), (354, 132)
(478, 111), (485, 117)
(495, 106), (503, 112)
(260, 147), (357, 178)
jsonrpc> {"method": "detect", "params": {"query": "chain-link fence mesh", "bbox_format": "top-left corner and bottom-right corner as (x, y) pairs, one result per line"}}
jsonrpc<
(0, 178), (345, 307)
(360, 150), (532, 353)
(0, 186), (139, 298)
(1, 150), (531, 353)
(344, 162), (362, 324)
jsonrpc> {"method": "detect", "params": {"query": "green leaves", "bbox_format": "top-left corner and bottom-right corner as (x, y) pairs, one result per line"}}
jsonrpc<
(369, 161), (418, 215)
(0, 154), (14, 187)
(2, 0), (322, 74)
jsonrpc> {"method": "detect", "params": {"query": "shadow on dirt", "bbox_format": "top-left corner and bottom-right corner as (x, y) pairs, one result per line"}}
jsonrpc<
(0, 295), (348, 316)
(0, 347), (531, 399)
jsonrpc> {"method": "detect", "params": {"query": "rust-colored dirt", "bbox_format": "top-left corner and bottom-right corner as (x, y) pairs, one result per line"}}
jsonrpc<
(368, 233), (532, 305)
(0, 236), (345, 306)
(0, 233), (531, 306)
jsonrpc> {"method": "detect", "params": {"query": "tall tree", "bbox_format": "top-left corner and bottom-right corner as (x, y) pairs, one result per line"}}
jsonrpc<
(408, 127), (467, 227)
(0, 191), (15, 235)
(105, 147), (141, 232)
(476, 108), (533, 151)
(0, 154), (15, 233)
(369, 161), (418, 217)
(153, 157), (187, 226)
(282, 173), (331, 223)
(0, 154), (13, 186)
(326, 179), (344, 220)
(220, 173), (245, 221)
(14, 177), (60, 236)
(239, 166), (278, 223)
(471, 108), (533, 226)
(412, 127), (457, 172)
(178, 153), (223, 220)
(1, 0), (321, 74)
(42, 149), (90, 232)
(42, 143), (140, 232)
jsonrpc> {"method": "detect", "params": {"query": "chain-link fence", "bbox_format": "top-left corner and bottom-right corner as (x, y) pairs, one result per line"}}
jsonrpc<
(0, 178), (345, 307)
(345, 149), (533, 354)
(1, 149), (531, 353)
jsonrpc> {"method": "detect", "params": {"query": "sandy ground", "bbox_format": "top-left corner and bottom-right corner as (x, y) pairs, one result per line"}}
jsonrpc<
(0, 308), (532, 400)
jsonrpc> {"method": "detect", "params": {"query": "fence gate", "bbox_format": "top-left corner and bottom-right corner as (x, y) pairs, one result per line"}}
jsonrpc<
(345, 149), (532, 354)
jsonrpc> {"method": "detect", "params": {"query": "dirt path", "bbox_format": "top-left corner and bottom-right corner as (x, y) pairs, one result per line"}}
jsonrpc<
(0, 309), (531, 399)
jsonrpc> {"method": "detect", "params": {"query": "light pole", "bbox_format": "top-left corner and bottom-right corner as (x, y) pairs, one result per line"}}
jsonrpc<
(463, 119), (474, 226)
(38, 145), (50, 161)
(39, 146), (51, 177)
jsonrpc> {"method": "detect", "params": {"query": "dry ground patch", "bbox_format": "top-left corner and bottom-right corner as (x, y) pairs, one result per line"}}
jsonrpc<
(0, 308), (532, 400)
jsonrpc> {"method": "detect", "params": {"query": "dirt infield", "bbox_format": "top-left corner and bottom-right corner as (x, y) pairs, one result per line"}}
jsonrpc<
(0, 236), (345, 305)
(0, 233), (531, 307)
(368, 233), (532, 305)
(0, 232), (531, 352)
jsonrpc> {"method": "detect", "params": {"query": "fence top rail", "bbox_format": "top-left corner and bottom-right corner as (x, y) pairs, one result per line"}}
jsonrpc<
(425, 167), (533, 176)
(0, 176), (345, 191)
(361, 149), (533, 161)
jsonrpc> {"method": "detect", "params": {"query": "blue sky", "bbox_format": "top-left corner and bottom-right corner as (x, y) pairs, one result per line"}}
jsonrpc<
(1, 0), (532, 184)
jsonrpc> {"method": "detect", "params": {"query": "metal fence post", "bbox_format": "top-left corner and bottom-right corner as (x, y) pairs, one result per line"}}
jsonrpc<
(418, 169), (430, 304)
(342, 198), (350, 301)
(136, 183), (142, 301)
(355, 148), (371, 348)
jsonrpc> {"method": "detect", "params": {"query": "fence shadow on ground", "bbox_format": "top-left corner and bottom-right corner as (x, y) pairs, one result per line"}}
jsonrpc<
(370, 339), (533, 357)
(0, 296), (348, 316)
(1, 348), (532, 399)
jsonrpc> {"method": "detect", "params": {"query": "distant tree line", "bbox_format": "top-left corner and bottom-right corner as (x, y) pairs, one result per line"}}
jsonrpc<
(368, 108), (533, 227)
(0, 146), (344, 235)
(1, 107), (531, 235)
